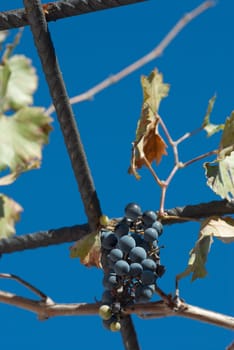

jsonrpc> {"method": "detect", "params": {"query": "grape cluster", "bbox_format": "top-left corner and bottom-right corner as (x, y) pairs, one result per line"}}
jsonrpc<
(99, 203), (165, 331)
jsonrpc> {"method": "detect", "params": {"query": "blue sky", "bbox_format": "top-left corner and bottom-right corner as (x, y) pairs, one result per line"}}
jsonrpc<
(0, 1), (234, 349)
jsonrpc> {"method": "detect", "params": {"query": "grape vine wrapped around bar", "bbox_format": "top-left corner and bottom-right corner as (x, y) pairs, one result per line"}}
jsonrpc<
(99, 203), (165, 331)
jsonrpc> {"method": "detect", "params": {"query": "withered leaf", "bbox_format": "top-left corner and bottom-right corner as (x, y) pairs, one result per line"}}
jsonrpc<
(70, 232), (102, 268)
(129, 69), (169, 179)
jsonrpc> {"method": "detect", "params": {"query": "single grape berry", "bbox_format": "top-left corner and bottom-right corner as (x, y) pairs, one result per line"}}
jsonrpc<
(141, 270), (156, 285)
(102, 315), (118, 330)
(110, 321), (121, 332)
(99, 305), (112, 320)
(152, 221), (163, 236)
(129, 246), (147, 262)
(144, 227), (158, 242)
(118, 235), (136, 253)
(99, 215), (109, 226)
(101, 232), (118, 250)
(114, 260), (130, 276)
(109, 248), (123, 262)
(141, 258), (157, 271)
(102, 273), (119, 289)
(124, 202), (142, 220)
(142, 210), (157, 226)
(136, 285), (154, 302)
(129, 262), (143, 277)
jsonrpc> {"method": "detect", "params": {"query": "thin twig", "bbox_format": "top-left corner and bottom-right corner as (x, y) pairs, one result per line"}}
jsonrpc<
(0, 273), (53, 302)
(182, 149), (218, 167)
(174, 126), (204, 146)
(46, 1), (215, 115)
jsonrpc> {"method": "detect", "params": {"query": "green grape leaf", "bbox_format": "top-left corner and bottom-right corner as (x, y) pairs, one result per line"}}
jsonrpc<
(129, 69), (169, 179)
(2, 54), (38, 111)
(202, 95), (224, 136)
(0, 193), (22, 239)
(204, 151), (234, 201)
(70, 232), (102, 268)
(0, 107), (53, 185)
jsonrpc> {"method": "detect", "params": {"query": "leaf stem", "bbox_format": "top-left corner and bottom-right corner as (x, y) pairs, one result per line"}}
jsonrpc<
(143, 156), (162, 186)
(174, 126), (204, 146)
(182, 149), (218, 168)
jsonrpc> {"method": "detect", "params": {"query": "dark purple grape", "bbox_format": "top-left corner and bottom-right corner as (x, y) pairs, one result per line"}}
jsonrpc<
(129, 246), (147, 262)
(152, 221), (163, 236)
(144, 227), (158, 242)
(114, 260), (130, 276)
(129, 262), (143, 277)
(142, 210), (157, 226)
(101, 231), (118, 250)
(102, 273), (119, 289)
(124, 202), (142, 220)
(135, 285), (153, 302)
(109, 248), (123, 262)
(141, 270), (156, 284)
(140, 286), (154, 301)
(119, 235), (136, 253)
(141, 258), (157, 271)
